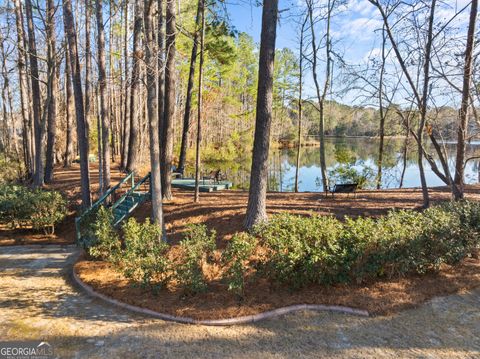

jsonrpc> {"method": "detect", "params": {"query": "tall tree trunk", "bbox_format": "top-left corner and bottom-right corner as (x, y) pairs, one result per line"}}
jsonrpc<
(144, 0), (164, 228)
(399, 114), (410, 189)
(376, 26), (386, 190)
(121, 1), (130, 169)
(96, 0), (111, 194)
(294, 15), (307, 193)
(64, 42), (74, 167)
(0, 40), (10, 153)
(13, 0), (32, 177)
(244, 0), (278, 230)
(370, 0), (435, 207)
(157, 0), (165, 166)
(6, 72), (20, 159)
(178, 0), (202, 175)
(25, 0), (45, 187)
(308, 0), (331, 192)
(416, 0), (437, 208)
(45, 0), (58, 183)
(126, 0), (142, 173)
(194, 0), (205, 202)
(84, 0), (91, 157)
(97, 89), (103, 193)
(63, 0), (92, 207)
(161, 0), (176, 199)
(453, 0), (478, 199)
(108, 0), (116, 163)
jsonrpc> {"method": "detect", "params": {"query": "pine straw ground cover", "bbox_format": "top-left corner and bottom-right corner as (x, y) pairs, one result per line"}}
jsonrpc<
(75, 200), (480, 320)
(75, 256), (480, 320)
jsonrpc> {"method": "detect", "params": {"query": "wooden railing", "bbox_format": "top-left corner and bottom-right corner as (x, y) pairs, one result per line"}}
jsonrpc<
(111, 172), (151, 212)
(75, 172), (136, 242)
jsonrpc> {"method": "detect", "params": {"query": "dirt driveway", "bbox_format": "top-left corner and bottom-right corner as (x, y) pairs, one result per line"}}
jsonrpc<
(0, 245), (479, 358)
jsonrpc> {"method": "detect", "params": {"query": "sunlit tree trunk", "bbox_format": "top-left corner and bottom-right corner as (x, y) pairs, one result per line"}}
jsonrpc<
(416, 0), (436, 207)
(307, 0), (332, 192)
(0, 40), (11, 153)
(121, 1), (130, 170)
(179, 0), (202, 175)
(64, 42), (74, 168)
(126, 0), (142, 173)
(144, 0), (164, 229)
(13, 0), (32, 177)
(85, 0), (91, 158)
(45, 0), (58, 183)
(96, 0), (111, 194)
(294, 15), (307, 193)
(244, 0), (278, 230)
(157, 0), (165, 166)
(376, 26), (387, 190)
(26, 0), (45, 187)
(453, 0), (478, 199)
(369, 0), (436, 207)
(194, 0), (205, 202)
(161, 0), (176, 199)
(108, 0), (117, 163)
(63, 0), (92, 207)
(399, 113), (410, 189)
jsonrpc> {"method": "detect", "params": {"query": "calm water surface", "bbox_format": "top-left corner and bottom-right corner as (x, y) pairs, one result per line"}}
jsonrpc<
(226, 137), (480, 192)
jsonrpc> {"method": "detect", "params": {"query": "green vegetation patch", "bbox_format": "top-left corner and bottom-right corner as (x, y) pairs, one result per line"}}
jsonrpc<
(0, 184), (67, 234)
(255, 201), (480, 287)
(87, 200), (480, 296)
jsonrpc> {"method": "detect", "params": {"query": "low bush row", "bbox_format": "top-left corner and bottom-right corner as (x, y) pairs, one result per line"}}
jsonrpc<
(87, 200), (480, 296)
(0, 184), (67, 234)
(255, 201), (480, 288)
(87, 207), (219, 294)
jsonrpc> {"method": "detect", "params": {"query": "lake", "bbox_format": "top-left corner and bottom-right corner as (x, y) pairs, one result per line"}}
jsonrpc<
(225, 137), (480, 192)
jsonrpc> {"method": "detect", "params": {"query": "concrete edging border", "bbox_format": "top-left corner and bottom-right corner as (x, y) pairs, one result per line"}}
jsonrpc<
(72, 267), (370, 326)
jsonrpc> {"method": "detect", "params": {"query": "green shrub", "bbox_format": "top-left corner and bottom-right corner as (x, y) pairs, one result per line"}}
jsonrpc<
(254, 201), (480, 287)
(222, 232), (257, 296)
(88, 206), (121, 263)
(421, 202), (480, 265)
(0, 184), (67, 234)
(0, 155), (24, 184)
(0, 185), (32, 228)
(30, 190), (68, 234)
(121, 218), (170, 290)
(341, 210), (425, 280)
(254, 213), (344, 287)
(437, 200), (480, 252)
(76, 206), (101, 249)
(176, 224), (216, 294)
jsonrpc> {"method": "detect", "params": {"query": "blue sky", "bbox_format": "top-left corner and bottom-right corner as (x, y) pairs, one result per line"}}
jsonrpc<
(224, 0), (471, 62)
(223, 0), (472, 106)
(224, 0), (385, 62)
(223, 0), (389, 103)
(224, 0), (301, 49)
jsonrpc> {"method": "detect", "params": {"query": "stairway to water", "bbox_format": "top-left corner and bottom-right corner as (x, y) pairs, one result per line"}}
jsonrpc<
(75, 172), (151, 242)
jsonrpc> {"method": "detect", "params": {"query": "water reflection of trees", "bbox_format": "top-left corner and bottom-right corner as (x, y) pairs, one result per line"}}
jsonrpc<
(224, 138), (480, 191)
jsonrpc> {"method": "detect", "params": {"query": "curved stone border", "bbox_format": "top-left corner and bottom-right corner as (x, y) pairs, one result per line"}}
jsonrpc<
(72, 268), (369, 326)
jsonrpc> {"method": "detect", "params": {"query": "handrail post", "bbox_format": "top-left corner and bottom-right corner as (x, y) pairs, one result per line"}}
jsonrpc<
(131, 172), (135, 189)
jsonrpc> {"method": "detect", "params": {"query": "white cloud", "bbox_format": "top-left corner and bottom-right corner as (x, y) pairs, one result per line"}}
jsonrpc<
(363, 47), (381, 62)
(348, 0), (376, 17)
(340, 17), (383, 38)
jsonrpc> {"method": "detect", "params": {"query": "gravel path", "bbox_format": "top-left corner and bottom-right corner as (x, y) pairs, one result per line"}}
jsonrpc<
(0, 245), (479, 358)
